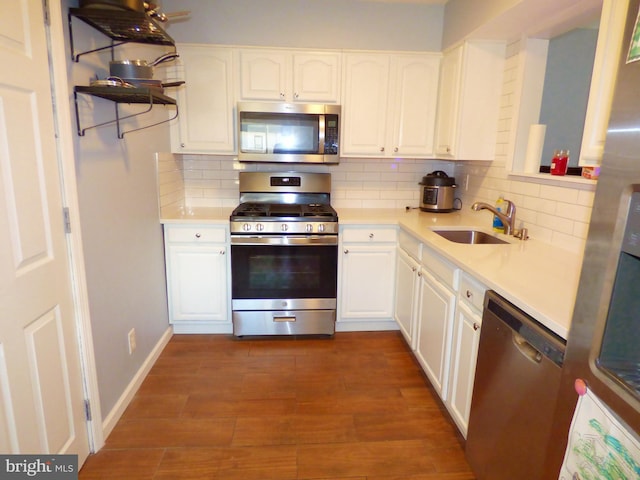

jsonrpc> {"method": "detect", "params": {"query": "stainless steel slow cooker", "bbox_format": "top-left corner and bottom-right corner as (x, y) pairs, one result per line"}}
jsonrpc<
(419, 171), (457, 212)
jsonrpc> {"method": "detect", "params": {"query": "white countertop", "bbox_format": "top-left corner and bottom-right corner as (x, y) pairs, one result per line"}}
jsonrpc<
(161, 206), (583, 339)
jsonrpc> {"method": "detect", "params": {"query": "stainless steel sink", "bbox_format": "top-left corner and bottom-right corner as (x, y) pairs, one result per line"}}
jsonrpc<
(433, 229), (509, 245)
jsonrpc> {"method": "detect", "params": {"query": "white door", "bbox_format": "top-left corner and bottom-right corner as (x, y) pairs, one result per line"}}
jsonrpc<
(0, 0), (90, 461)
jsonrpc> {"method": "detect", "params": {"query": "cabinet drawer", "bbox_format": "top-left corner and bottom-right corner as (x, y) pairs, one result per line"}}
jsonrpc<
(165, 225), (227, 244)
(422, 247), (458, 290)
(342, 227), (397, 243)
(459, 272), (487, 312)
(398, 229), (422, 260)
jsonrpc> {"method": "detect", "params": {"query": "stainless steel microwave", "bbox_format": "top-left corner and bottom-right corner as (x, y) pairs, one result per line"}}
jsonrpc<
(237, 102), (340, 164)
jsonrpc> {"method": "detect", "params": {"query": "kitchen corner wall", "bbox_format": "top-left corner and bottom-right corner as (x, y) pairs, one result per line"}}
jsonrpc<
(157, 154), (455, 211)
(454, 40), (595, 255)
(66, 2), (170, 424)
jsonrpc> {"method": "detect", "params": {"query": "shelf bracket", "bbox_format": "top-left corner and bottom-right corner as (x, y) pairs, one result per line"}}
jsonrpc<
(74, 88), (178, 139)
(68, 13), (127, 62)
(114, 100), (179, 139)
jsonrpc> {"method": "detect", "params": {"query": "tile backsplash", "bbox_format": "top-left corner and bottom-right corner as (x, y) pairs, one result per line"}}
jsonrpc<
(160, 154), (454, 211)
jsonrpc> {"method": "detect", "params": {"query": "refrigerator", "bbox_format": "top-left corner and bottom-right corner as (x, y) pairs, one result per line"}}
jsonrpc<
(546, 0), (640, 476)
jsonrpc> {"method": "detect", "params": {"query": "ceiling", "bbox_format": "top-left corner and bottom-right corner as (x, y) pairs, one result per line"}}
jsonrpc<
(357, 0), (449, 3)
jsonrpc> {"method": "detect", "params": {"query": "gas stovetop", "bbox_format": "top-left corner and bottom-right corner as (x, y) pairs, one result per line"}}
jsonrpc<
(230, 172), (338, 235)
(231, 202), (338, 219)
(230, 202), (338, 235)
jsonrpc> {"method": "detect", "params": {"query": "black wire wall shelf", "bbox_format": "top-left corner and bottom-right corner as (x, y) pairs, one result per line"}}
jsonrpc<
(74, 85), (178, 139)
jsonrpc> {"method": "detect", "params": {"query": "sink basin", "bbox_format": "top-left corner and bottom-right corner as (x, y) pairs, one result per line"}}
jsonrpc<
(433, 229), (510, 245)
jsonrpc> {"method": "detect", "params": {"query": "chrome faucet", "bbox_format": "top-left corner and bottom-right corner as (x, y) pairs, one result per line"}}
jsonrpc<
(471, 199), (516, 235)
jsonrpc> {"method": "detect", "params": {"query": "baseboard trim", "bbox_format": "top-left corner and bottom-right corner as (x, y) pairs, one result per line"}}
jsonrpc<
(101, 326), (173, 441)
(335, 320), (400, 332)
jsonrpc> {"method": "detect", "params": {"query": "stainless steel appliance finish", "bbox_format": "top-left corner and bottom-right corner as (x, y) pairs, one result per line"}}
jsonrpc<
(237, 102), (340, 164)
(230, 172), (338, 336)
(466, 291), (566, 480)
(547, 0), (640, 474)
(418, 171), (457, 212)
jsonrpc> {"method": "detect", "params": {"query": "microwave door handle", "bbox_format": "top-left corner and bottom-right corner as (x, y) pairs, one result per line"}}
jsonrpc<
(319, 114), (325, 154)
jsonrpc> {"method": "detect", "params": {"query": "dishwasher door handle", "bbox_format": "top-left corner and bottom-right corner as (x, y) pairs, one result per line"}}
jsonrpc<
(513, 332), (543, 363)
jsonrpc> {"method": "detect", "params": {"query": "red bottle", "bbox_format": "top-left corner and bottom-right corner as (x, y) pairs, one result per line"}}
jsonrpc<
(551, 149), (569, 176)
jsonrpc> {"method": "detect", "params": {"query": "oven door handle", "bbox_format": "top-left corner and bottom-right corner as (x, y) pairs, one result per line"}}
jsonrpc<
(230, 235), (338, 246)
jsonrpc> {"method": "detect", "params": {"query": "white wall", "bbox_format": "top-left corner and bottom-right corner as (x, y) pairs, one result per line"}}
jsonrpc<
(65, 3), (171, 420)
(162, 0), (444, 51)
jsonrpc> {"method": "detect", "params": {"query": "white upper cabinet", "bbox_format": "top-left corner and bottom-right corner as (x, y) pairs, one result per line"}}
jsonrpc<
(239, 49), (341, 103)
(341, 52), (440, 158)
(342, 53), (390, 156)
(169, 44), (236, 154)
(579, 0), (629, 166)
(293, 52), (342, 103)
(434, 41), (506, 161)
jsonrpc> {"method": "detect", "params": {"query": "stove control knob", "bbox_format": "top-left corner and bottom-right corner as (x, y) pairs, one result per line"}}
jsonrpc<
(306, 224), (314, 233)
(256, 223), (264, 232)
(318, 224), (326, 233)
(242, 223), (251, 232)
(281, 224), (289, 232)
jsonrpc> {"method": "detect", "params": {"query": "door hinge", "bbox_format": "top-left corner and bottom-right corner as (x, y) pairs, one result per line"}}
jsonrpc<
(84, 399), (92, 422)
(42, 0), (50, 26)
(63, 207), (71, 233)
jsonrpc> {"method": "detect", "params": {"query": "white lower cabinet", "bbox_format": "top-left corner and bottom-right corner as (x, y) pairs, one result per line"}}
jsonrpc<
(164, 224), (232, 333)
(394, 230), (423, 349)
(447, 272), (487, 437)
(394, 229), (486, 437)
(394, 248), (420, 348)
(338, 226), (398, 330)
(415, 256), (458, 399)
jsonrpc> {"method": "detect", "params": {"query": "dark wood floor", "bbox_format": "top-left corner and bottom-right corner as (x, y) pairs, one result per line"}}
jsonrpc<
(79, 331), (476, 479)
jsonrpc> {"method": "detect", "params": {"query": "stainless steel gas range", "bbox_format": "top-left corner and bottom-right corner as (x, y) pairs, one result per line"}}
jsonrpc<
(230, 172), (338, 336)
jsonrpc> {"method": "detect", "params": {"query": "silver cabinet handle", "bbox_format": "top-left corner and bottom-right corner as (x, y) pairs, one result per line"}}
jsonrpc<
(394, 147), (398, 152)
(380, 147), (385, 152)
(294, 92), (299, 99)
(195, 233), (201, 238)
(180, 142), (185, 148)
(473, 323), (480, 331)
(466, 290), (473, 299)
(411, 266), (417, 272)
(219, 250), (225, 255)
(280, 92), (285, 99)
(369, 233), (374, 239)
(344, 249), (349, 254)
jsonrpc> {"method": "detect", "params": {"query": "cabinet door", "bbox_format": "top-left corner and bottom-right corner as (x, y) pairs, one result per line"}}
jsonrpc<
(293, 52), (341, 103)
(340, 244), (396, 319)
(166, 244), (228, 322)
(434, 45), (462, 157)
(170, 45), (235, 154)
(394, 248), (419, 349)
(389, 54), (440, 157)
(415, 268), (456, 399)
(448, 301), (482, 437)
(341, 53), (390, 156)
(239, 50), (288, 101)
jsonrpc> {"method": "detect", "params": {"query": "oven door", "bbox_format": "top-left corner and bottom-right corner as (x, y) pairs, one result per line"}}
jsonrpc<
(230, 235), (338, 336)
(230, 235), (338, 311)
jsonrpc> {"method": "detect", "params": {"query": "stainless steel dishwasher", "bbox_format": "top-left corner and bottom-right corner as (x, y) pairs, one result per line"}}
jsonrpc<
(465, 291), (566, 480)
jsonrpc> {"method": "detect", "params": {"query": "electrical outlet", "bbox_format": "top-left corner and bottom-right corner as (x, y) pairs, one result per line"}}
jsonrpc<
(128, 328), (136, 355)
